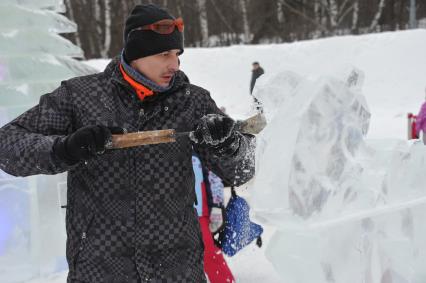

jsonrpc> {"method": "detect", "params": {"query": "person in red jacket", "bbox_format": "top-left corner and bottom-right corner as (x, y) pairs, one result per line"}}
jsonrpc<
(192, 154), (235, 283)
(415, 87), (426, 144)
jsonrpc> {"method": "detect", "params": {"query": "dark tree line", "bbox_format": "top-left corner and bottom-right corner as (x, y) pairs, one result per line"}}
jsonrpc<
(63, 0), (426, 59)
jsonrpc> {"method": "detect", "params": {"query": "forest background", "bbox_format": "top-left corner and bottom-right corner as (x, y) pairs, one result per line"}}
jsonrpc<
(63, 0), (426, 59)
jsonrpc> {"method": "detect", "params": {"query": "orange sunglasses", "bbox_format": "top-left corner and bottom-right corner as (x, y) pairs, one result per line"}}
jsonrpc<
(132, 17), (184, 35)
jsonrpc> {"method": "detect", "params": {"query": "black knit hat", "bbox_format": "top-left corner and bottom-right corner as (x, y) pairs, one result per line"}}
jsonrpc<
(123, 4), (184, 62)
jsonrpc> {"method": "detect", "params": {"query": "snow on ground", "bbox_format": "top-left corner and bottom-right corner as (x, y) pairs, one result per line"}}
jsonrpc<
(26, 29), (426, 283)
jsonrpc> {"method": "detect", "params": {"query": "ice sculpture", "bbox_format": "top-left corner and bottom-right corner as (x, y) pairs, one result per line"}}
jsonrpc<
(0, 1), (95, 282)
(251, 68), (426, 282)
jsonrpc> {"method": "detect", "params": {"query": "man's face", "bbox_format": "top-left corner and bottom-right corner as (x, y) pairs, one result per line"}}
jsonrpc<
(252, 63), (259, 70)
(130, 49), (180, 87)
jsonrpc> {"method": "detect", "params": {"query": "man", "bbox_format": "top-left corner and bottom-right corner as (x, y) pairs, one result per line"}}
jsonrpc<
(250, 61), (264, 94)
(0, 4), (255, 283)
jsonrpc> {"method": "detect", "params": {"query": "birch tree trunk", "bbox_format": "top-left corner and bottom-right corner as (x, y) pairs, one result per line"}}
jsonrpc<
(93, 0), (102, 36)
(314, 0), (321, 26)
(240, 0), (251, 43)
(277, 0), (284, 24)
(176, 0), (182, 17)
(328, 0), (339, 33)
(77, 0), (96, 58)
(196, 0), (209, 46)
(320, 0), (329, 34)
(101, 0), (111, 58)
(93, 0), (102, 56)
(369, 0), (386, 32)
(351, 0), (359, 33)
(312, 0), (322, 37)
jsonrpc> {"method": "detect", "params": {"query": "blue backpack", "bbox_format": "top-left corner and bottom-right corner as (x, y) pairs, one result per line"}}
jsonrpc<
(218, 187), (263, 257)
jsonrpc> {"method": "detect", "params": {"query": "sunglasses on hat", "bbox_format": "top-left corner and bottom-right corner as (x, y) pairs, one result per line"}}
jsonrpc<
(131, 17), (184, 36)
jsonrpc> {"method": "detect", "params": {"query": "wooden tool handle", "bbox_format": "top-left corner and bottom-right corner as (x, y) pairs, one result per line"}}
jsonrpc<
(107, 113), (267, 149)
(110, 129), (176, 149)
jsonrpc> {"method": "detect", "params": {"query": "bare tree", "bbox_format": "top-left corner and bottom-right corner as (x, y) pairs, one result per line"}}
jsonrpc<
(277, 0), (284, 24)
(64, 0), (82, 47)
(409, 0), (417, 28)
(240, 0), (251, 43)
(369, 0), (387, 32)
(209, 0), (234, 32)
(196, 0), (209, 46)
(317, 0), (359, 34)
(101, 0), (111, 58)
(280, 0), (328, 35)
(351, 0), (360, 33)
(93, 0), (103, 56)
(314, 0), (321, 27)
(326, 0), (339, 31)
(62, 0), (426, 58)
(175, 0), (183, 16)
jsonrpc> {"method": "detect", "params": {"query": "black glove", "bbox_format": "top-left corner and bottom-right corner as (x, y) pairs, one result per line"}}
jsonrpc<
(191, 114), (240, 157)
(53, 125), (123, 165)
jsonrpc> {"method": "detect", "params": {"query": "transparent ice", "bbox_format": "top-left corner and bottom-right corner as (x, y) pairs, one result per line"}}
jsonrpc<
(251, 67), (426, 283)
(0, 1), (95, 282)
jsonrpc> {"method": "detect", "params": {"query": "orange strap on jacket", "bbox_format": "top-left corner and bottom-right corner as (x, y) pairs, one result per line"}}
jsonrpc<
(119, 63), (154, 101)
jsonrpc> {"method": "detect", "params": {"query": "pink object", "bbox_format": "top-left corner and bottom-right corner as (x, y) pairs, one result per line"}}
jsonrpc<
(415, 101), (426, 137)
(199, 216), (235, 283)
(198, 182), (234, 283)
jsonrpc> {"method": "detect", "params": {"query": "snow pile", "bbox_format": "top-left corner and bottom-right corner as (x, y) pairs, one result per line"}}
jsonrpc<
(251, 66), (426, 282)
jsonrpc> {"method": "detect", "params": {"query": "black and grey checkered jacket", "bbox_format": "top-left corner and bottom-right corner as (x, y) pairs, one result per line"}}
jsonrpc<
(0, 57), (255, 283)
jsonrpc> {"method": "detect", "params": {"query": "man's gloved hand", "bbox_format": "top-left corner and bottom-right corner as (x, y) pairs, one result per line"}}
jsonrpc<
(53, 125), (123, 165)
(191, 114), (240, 157)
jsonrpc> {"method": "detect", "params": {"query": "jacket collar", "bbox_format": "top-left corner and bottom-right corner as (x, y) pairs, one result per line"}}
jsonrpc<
(119, 63), (154, 101)
(105, 56), (187, 102)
